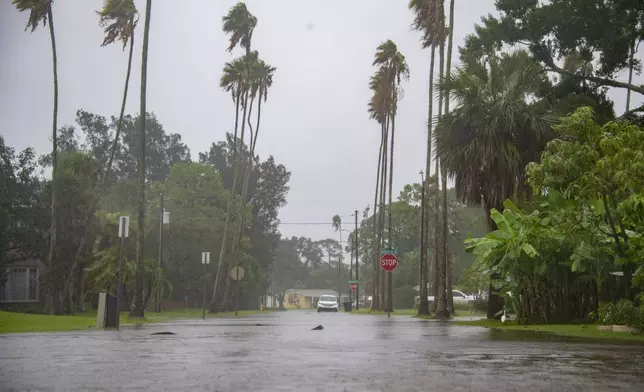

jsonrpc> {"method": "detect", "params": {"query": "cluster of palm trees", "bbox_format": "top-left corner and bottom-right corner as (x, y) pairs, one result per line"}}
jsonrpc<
(210, 2), (276, 312)
(13, 0), (277, 317)
(367, 40), (410, 312)
(400, 0), (554, 318)
(13, 0), (148, 315)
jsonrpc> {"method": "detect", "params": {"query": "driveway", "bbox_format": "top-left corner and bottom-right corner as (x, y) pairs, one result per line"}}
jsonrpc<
(1, 310), (643, 391)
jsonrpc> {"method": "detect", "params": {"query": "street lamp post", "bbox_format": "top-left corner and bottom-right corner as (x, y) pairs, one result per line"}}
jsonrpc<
(116, 216), (129, 329)
(157, 194), (170, 313)
(355, 209), (359, 310)
(202, 252), (210, 320)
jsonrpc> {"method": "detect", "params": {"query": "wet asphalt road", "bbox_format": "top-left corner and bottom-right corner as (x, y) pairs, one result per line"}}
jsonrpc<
(1, 310), (644, 392)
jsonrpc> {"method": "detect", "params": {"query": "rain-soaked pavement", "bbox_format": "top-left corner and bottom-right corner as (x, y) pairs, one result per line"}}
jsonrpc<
(1, 310), (643, 391)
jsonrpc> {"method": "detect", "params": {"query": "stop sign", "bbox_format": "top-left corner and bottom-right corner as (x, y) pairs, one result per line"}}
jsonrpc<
(349, 282), (357, 291)
(380, 253), (398, 272)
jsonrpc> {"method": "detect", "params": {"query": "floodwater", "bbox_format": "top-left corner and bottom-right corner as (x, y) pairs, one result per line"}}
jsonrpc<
(1, 310), (643, 391)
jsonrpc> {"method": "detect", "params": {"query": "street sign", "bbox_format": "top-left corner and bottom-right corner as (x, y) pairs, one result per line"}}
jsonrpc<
(229, 265), (245, 281)
(349, 282), (358, 291)
(118, 216), (129, 238)
(380, 248), (398, 256)
(380, 253), (398, 272)
(201, 252), (210, 264)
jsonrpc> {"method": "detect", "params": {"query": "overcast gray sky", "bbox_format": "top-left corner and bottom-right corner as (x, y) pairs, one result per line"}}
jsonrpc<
(1, 0), (642, 244)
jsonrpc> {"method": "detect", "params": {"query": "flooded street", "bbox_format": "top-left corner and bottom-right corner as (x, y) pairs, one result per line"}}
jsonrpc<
(1, 310), (643, 391)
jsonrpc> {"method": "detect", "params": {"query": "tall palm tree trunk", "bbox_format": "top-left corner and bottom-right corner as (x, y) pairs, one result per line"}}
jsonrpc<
(370, 123), (385, 311)
(378, 118), (389, 309)
(443, 0), (456, 314)
(386, 82), (397, 313)
(212, 89), (248, 312)
(229, 90), (263, 309)
(131, 0), (152, 318)
(435, 8), (448, 318)
(45, 4), (58, 315)
(63, 29), (136, 313)
(419, 44), (436, 316)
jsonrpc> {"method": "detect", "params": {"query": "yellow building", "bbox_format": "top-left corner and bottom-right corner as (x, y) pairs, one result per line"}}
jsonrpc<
(283, 289), (338, 309)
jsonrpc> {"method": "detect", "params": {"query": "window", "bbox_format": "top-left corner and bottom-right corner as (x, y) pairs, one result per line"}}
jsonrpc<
(0, 268), (39, 303)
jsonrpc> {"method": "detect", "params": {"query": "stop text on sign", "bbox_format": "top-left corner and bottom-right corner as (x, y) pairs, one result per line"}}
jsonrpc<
(380, 253), (398, 272)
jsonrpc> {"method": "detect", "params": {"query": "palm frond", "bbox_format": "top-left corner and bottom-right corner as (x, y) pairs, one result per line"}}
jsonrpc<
(13, 0), (50, 32)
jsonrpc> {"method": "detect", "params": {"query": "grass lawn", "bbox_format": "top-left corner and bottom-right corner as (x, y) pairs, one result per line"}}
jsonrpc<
(0, 308), (276, 334)
(453, 319), (644, 342)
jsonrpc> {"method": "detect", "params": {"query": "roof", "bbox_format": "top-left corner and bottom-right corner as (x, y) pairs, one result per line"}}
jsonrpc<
(285, 289), (338, 298)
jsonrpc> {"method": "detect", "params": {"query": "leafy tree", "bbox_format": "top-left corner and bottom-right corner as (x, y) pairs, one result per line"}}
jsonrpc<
(13, 0), (59, 314)
(0, 137), (47, 286)
(462, 0), (644, 117)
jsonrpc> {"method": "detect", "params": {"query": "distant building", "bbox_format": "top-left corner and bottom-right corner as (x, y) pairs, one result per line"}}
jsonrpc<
(283, 289), (338, 309)
(1, 251), (44, 305)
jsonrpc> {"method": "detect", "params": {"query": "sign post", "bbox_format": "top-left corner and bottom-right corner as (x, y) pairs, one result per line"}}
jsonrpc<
(380, 249), (398, 317)
(116, 216), (129, 329)
(201, 252), (210, 320)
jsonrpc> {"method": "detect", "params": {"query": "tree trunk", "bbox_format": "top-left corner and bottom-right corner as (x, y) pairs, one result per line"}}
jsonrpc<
(131, 0), (152, 318)
(435, 7), (448, 318)
(211, 90), (248, 312)
(45, 4), (59, 315)
(386, 80), (397, 314)
(378, 117), (389, 310)
(370, 123), (384, 311)
(419, 45), (436, 316)
(441, 0), (456, 317)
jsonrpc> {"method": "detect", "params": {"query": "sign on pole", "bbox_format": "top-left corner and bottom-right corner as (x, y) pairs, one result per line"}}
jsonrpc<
(229, 265), (245, 281)
(380, 253), (398, 272)
(349, 282), (358, 291)
(118, 216), (129, 238)
(201, 252), (210, 264)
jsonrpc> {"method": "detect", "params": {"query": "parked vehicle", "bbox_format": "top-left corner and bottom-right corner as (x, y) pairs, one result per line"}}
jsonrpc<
(317, 295), (339, 313)
(415, 290), (475, 307)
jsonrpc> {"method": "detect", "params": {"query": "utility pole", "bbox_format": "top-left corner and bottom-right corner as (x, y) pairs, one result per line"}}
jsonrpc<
(355, 209), (359, 310)
(338, 228), (342, 306)
(349, 230), (353, 304)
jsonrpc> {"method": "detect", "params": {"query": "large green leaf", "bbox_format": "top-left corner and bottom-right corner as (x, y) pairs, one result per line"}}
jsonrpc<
(521, 243), (538, 258)
(490, 209), (514, 237)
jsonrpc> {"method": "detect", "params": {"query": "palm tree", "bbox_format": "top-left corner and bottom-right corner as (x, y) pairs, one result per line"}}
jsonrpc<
(434, 50), (554, 318)
(131, 0), (152, 318)
(97, 0), (138, 185)
(13, 0), (58, 314)
(211, 2), (257, 312)
(372, 40), (410, 312)
(367, 68), (390, 310)
(222, 1), (257, 55)
(60, 0), (140, 314)
(408, 0), (442, 316)
(228, 56), (276, 308)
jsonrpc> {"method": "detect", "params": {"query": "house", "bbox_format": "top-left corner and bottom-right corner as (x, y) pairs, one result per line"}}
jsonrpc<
(283, 289), (339, 309)
(0, 255), (43, 305)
